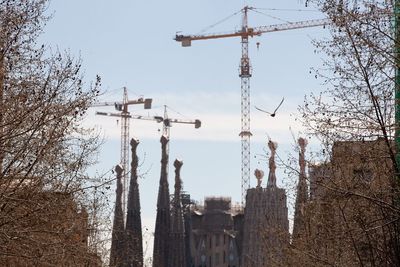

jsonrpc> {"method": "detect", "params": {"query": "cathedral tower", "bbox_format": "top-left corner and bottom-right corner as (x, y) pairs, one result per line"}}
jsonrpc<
(168, 159), (186, 267)
(292, 137), (309, 243)
(110, 165), (125, 267)
(152, 136), (171, 267)
(125, 138), (143, 267)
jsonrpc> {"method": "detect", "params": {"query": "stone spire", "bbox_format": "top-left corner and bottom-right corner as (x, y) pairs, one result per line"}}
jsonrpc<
(267, 140), (278, 187)
(152, 135), (171, 267)
(254, 169), (264, 188)
(125, 138), (143, 267)
(293, 137), (309, 241)
(110, 165), (125, 267)
(168, 159), (186, 267)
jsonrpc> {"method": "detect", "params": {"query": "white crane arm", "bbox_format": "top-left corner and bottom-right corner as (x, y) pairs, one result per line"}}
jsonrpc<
(91, 101), (122, 107)
(96, 111), (125, 118)
(95, 111), (163, 122)
(131, 115), (164, 123)
(91, 98), (152, 110)
(164, 118), (201, 129)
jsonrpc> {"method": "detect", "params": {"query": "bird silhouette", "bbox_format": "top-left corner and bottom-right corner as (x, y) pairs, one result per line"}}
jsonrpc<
(255, 97), (285, 117)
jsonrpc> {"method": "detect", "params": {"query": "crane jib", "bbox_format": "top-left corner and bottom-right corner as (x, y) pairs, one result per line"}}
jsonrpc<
(174, 18), (329, 47)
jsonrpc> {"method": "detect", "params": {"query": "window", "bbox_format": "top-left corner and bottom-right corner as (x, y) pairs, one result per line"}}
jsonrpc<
(215, 234), (220, 246)
(215, 253), (220, 265)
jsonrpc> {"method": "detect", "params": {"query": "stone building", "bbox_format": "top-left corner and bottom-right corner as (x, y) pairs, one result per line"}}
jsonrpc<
(241, 141), (289, 267)
(291, 138), (395, 266)
(150, 139), (292, 267)
(0, 187), (101, 266)
(151, 134), (244, 267)
(189, 197), (243, 267)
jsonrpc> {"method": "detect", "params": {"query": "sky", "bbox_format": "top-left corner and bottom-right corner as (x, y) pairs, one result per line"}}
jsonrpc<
(41, 0), (328, 261)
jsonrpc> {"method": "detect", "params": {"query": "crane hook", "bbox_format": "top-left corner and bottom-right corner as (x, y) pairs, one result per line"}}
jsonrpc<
(256, 42), (260, 51)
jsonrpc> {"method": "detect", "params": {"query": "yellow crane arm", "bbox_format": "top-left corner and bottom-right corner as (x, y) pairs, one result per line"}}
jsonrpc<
(253, 18), (330, 35)
(174, 18), (330, 47)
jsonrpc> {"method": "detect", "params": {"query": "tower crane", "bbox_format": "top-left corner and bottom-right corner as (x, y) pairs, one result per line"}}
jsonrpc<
(93, 87), (152, 214)
(175, 6), (329, 205)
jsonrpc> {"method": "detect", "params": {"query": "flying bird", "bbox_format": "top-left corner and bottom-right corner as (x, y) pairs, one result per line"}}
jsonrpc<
(255, 97), (285, 117)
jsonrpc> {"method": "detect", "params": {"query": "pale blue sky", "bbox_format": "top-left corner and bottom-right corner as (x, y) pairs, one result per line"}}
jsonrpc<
(41, 0), (328, 258)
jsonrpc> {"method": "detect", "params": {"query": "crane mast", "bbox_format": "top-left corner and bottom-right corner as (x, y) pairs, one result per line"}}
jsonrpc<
(239, 6), (252, 205)
(121, 89), (129, 211)
(94, 87), (152, 215)
(175, 6), (328, 205)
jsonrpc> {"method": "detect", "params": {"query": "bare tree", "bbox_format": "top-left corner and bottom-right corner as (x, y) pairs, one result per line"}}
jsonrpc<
(0, 0), (106, 265)
(293, 0), (400, 266)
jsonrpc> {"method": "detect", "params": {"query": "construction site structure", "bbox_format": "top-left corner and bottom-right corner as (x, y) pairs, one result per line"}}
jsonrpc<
(175, 6), (329, 204)
(93, 87), (152, 215)
(241, 140), (289, 267)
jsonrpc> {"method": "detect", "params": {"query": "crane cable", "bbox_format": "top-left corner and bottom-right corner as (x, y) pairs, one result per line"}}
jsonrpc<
(165, 105), (191, 120)
(198, 8), (320, 35)
(250, 8), (293, 24)
(197, 8), (243, 34)
(196, 7), (320, 35)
